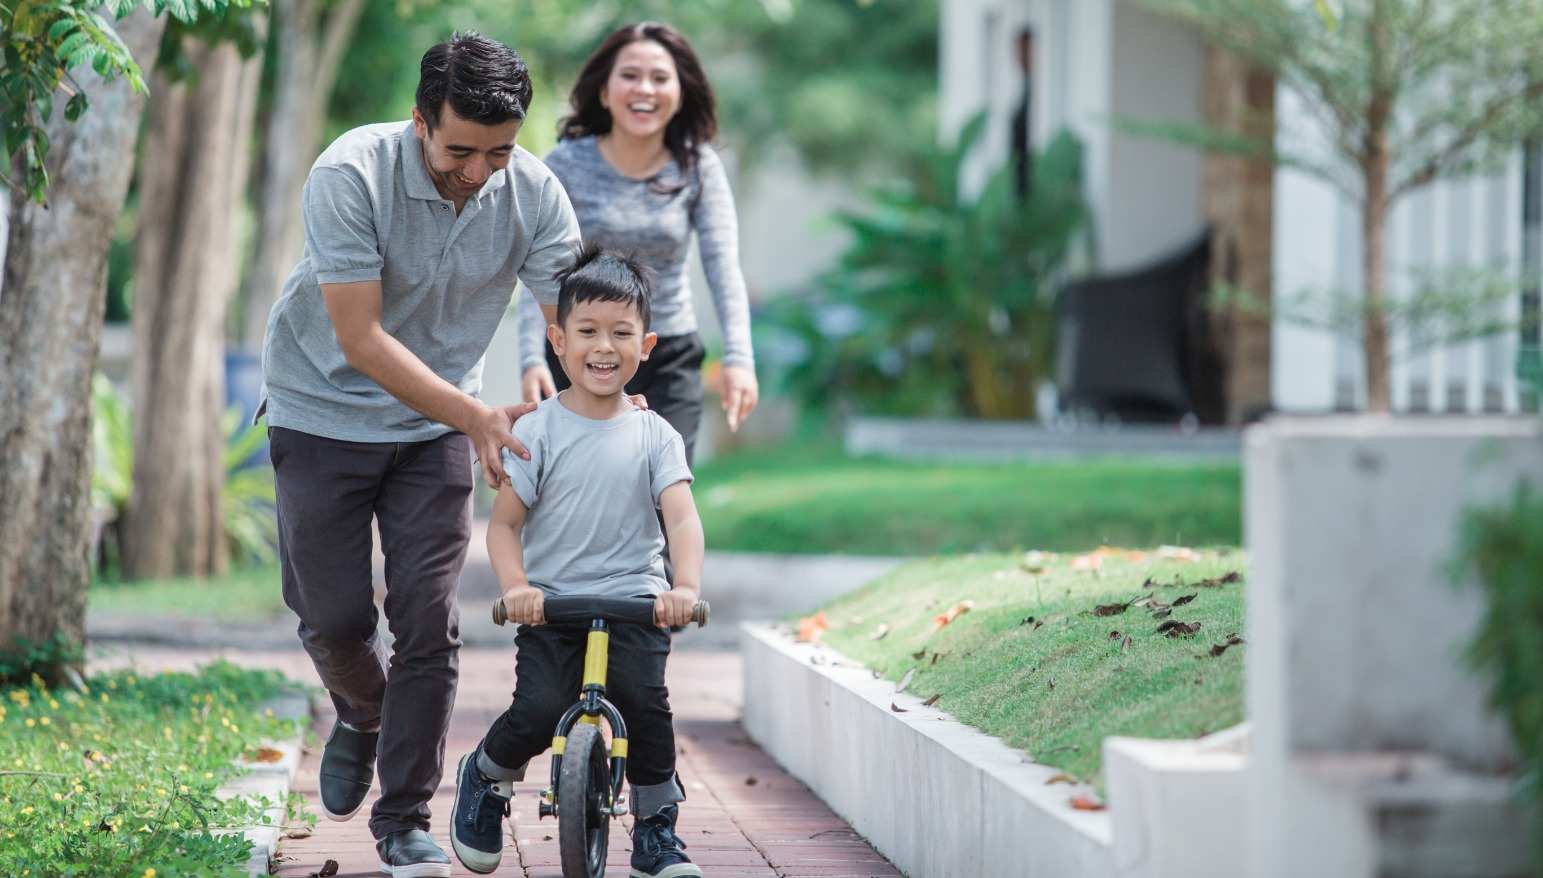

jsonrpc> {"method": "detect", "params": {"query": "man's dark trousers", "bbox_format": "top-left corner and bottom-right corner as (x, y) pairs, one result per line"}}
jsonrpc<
(270, 426), (473, 839)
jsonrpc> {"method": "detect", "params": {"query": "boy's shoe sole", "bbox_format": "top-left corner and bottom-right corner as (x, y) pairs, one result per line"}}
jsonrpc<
(377, 861), (451, 878)
(629, 866), (704, 878)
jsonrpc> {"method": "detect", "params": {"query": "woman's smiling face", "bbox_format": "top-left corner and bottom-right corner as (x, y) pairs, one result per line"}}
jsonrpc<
(600, 39), (681, 142)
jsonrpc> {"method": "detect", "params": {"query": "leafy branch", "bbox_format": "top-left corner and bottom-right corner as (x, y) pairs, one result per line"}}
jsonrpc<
(1, 0), (255, 205)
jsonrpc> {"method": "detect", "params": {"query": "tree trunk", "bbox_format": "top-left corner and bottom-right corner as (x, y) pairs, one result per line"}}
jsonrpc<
(119, 36), (263, 579)
(1362, 124), (1392, 413)
(0, 9), (166, 672)
(240, 0), (365, 348)
(1202, 48), (1274, 424)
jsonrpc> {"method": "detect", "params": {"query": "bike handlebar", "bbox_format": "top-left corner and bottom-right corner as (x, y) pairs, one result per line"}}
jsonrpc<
(491, 594), (709, 628)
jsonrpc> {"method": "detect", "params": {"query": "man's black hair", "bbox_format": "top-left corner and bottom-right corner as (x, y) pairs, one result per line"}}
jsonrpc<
(555, 243), (654, 331)
(416, 31), (533, 129)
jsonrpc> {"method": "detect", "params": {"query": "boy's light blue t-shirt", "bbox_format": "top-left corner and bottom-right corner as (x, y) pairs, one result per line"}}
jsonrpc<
(499, 396), (692, 598)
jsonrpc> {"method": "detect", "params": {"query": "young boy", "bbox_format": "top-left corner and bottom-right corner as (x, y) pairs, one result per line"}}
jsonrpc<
(450, 244), (705, 878)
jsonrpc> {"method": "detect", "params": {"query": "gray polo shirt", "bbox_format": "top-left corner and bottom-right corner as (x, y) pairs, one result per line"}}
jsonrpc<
(261, 121), (580, 442)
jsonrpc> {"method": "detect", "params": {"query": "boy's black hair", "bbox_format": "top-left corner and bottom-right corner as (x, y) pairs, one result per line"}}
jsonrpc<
(416, 31), (533, 129)
(554, 243), (655, 331)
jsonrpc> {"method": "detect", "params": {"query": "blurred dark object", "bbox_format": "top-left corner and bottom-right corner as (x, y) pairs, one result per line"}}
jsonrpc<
(1056, 232), (1225, 424)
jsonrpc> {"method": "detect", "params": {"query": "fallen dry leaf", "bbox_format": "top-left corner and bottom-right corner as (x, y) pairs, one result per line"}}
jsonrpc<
(745, 775), (759, 786)
(796, 610), (827, 643)
(896, 668), (916, 693)
(925, 600), (975, 636)
(1152, 608), (1173, 620)
(1107, 630), (1121, 641)
(1069, 795), (1106, 811)
(1204, 634), (1246, 658)
(1156, 545), (1201, 562)
(283, 827), (313, 839)
(922, 694), (941, 707)
(912, 648), (927, 660)
(314, 862), (339, 878)
(870, 623), (890, 641)
(1171, 594), (1197, 607)
(1120, 634), (1131, 654)
(1044, 773), (1077, 785)
(1070, 552), (1103, 570)
(1092, 600), (1132, 617)
(1157, 620), (1202, 637)
(890, 702), (909, 713)
(250, 747), (285, 763)
(1039, 744), (1081, 756)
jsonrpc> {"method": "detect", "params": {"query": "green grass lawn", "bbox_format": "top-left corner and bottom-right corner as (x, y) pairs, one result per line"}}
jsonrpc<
(812, 548), (1247, 789)
(693, 441), (1241, 555)
(91, 566), (288, 621)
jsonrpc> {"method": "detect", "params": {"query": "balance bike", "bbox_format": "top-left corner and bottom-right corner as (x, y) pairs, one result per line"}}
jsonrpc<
(492, 593), (708, 878)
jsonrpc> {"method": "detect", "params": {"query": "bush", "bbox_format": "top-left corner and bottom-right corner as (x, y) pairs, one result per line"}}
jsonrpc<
(1455, 485), (1543, 871)
(90, 374), (278, 573)
(764, 114), (1088, 420)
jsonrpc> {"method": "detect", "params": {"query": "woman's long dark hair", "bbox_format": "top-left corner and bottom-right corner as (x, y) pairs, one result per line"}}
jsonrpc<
(560, 22), (717, 193)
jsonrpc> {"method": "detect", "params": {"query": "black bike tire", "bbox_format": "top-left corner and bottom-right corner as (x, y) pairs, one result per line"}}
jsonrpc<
(558, 722), (610, 878)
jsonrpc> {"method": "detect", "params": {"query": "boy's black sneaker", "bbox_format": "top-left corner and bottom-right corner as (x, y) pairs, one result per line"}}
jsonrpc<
(629, 805), (702, 878)
(450, 751), (513, 874)
(375, 828), (451, 878)
(318, 721), (377, 821)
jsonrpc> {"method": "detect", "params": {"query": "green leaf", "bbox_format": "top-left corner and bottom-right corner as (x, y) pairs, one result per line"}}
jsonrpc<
(46, 17), (79, 41)
(63, 90), (88, 121)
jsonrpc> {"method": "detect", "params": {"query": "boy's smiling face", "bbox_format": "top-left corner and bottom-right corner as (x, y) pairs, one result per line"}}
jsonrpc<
(549, 297), (657, 416)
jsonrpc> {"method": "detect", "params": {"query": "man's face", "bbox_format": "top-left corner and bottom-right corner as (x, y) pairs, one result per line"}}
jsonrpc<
(411, 105), (522, 202)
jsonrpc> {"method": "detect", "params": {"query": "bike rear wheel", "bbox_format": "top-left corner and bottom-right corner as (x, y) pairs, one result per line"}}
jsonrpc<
(558, 722), (611, 878)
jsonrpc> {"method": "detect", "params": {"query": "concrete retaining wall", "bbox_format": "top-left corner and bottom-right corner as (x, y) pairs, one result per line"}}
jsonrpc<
(741, 624), (1113, 878)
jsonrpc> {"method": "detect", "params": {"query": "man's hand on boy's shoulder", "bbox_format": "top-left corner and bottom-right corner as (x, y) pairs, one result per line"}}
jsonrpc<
(472, 401), (538, 488)
(500, 584), (546, 626)
(654, 586), (699, 628)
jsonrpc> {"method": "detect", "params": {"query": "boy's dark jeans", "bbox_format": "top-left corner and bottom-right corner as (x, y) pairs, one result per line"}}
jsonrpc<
(269, 426), (471, 839)
(482, 619), (677, 791)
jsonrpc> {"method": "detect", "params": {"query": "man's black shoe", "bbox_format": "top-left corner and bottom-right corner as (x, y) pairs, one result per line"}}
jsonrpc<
(318, 721), (378, 821)
(376, 828), (451, 878)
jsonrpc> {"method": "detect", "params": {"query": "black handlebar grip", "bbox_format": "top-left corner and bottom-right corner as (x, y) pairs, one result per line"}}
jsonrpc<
(491, 596), (708, 628)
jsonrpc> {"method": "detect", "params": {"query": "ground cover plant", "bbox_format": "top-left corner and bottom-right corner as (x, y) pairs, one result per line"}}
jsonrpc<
(693, 442), (1241, 555)
(0, 659), (308, 877)
(808, 548), (1246, 789)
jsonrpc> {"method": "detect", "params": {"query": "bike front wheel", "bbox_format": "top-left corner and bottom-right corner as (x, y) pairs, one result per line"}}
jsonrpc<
(558, 722), (611, 878)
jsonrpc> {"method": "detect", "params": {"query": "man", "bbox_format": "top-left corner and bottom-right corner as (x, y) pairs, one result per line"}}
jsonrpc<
(260, 31), (578, 876)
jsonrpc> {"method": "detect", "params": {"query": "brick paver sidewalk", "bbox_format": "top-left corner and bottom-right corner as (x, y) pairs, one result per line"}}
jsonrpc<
(94, 644), (899, 878)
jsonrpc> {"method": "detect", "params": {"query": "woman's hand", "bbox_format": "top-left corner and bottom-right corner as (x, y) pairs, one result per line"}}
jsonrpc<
(719, 364), (759, 432)
(521, 366), (557, 403)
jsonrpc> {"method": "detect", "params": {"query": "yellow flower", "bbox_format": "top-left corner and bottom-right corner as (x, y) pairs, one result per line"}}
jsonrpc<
(48, 699), (58, 709)
(24, 719), (34, 728)
(39, 717), (50, 726)
(143, 869), (156, 878)
(20, 806), (33, 814)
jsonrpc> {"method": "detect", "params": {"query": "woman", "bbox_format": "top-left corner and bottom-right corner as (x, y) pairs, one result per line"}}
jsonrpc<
(517, 21), (757, 461)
